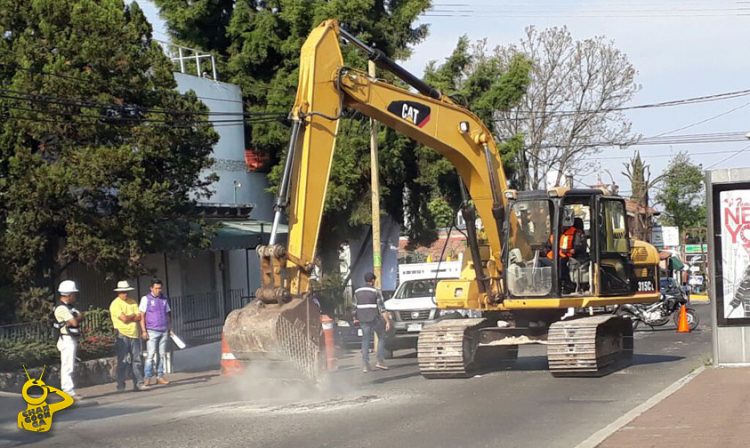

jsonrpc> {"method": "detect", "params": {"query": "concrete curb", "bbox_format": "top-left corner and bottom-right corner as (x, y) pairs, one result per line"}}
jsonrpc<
(0, 358), (117, 393)
(574, 365), (706, 448)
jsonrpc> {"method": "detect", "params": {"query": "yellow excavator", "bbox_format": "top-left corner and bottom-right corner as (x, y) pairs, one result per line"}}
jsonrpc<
(223, 19), (661, 379)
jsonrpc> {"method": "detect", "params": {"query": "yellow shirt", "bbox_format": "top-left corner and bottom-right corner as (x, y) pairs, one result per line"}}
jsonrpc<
(109, 297), (140, 338)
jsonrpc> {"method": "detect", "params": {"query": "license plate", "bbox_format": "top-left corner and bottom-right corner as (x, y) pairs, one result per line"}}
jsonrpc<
(357, 328), (363, 337)
(407, 323), (423, 332)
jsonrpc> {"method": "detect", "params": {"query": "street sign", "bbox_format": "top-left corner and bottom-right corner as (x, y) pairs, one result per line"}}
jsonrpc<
(685, 244), (708, 254)
(662, 226), (680, 247)
(651, 225), (680, 249)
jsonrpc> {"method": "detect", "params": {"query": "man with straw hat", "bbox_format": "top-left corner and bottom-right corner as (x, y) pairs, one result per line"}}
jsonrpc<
(109, 281), (148, 392)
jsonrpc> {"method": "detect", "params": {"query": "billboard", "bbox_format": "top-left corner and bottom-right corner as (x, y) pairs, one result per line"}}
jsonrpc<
(716, 188), (750, 323)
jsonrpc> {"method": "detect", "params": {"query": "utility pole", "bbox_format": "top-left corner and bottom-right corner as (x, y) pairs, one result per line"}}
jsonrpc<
(368, 60), (382, 289)
(368, 61), (382, 353)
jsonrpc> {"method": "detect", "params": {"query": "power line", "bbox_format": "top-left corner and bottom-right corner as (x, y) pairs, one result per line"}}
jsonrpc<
(705, 143), (750, 169)
(0, 88), (286, 121)
(496, 88), (750, 119)
(650, 101), (750, 138)
(596, 148), (749, 160)
(424, 4), (750, 18)
(533, 130), (750, 150)
(1, 64), (286, 113)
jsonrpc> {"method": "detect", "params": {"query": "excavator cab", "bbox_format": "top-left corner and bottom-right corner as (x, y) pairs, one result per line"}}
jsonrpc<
(505, 189), (640, 299)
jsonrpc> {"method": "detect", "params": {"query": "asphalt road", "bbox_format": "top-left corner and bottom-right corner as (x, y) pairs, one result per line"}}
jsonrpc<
(1, 304), (712, 448)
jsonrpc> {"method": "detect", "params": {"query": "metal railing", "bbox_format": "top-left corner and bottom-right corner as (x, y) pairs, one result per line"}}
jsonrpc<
(170, 289), (247, 345)
(0, 289), (251, 346)
(0, 311), (113, 343)
(156, 40), (218, 81)
(0, 322), (56, 342)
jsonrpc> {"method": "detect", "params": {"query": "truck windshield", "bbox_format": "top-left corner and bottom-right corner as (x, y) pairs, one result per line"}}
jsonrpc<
(394, 280), (438, 299)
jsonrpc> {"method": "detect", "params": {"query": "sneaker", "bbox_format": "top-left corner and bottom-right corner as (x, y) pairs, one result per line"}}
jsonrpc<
(134, 383), (150, 391)
(362, 364), (371, 373)
(375, 364), (389, 371)
(69, 393), (84, 401)
(116, 383), (126, 392)
(144, 378), (154, 386)
(156, 377), (170, 385)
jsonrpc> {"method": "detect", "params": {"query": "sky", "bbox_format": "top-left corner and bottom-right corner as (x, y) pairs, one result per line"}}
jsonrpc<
(135, 0), (750, 195)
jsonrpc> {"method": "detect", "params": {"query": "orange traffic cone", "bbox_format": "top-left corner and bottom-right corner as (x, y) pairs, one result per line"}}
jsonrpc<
(220, 331), (244, 376)
(321, 314), (338, 371)
(677, 304), (691, 333)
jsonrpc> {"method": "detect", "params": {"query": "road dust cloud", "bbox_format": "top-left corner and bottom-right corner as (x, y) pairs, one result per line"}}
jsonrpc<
(225, 360), (359, 406)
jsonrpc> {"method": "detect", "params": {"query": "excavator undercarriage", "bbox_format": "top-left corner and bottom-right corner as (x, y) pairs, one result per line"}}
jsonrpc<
(418, 315), (633, 378)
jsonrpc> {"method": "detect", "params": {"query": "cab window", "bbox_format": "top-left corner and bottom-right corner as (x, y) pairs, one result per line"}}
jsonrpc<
(506, 199), (554, 296)
(600, 200), (628, 255)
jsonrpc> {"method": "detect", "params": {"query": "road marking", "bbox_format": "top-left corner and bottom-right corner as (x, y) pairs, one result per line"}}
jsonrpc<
(573, 365), (705, 448)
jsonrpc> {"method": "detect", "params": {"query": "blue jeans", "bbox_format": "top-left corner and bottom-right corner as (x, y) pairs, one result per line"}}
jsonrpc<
(144, 330), (168, 379)
(361, 319), (385, 367)
(115, 333), (144, 388)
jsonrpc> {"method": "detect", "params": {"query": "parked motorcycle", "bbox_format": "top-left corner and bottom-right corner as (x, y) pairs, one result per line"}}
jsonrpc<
(615, 287), (699, 331)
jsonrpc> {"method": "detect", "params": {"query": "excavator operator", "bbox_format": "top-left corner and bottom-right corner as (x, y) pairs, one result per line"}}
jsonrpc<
(547, 211), (586, 293)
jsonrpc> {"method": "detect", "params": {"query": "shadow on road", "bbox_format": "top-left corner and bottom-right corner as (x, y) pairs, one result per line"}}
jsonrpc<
(83, 374), (219, 400)
(472, 352), (685, 376)
(370, 371), (422, 384)
(54, 405), (161, 423)
(632, 354), (684, 366)
(635, 326), (705, 333)
(167, 374), (219, 386)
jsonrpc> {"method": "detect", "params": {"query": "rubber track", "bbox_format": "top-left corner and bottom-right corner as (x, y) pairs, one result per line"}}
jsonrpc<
(418, 318), (487, 379)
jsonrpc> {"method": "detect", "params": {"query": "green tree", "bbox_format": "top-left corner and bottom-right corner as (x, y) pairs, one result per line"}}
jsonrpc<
(655, 153), (706, 236)
(422, 36), (530, 188)
(155, 0), (434, 267)
(154, 1), (530, 267)
(0, 0), (218, 320)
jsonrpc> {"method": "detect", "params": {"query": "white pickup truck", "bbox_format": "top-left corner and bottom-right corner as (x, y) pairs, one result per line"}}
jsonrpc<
(384, 261), (475, 358)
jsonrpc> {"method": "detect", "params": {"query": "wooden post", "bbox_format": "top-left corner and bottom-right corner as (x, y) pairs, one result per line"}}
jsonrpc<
(368, 61), (382, 289)
(369, 61), (382, 356)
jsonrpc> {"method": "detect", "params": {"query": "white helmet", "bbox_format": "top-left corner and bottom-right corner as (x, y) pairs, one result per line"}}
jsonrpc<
(58, 280), (79, 295)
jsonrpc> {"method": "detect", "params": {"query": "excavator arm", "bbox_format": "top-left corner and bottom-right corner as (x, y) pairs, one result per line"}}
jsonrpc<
(272, 19), (508, 303)
(223, 19), (509, 378)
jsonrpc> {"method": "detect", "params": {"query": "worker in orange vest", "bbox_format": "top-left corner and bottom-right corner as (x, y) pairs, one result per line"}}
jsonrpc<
(547, 213), (585, 293)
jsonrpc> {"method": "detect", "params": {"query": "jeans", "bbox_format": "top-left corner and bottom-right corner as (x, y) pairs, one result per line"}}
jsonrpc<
(57, 336), (78, 394)
(361, 319), (385, 367)
(115, 333), (144, 388)
(144, 330), (168, 379)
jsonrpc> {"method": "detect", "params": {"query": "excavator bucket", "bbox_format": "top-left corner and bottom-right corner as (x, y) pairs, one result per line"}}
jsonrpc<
(223, 297), (322, 380)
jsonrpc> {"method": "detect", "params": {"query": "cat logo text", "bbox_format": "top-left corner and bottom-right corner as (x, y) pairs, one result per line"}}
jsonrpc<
(387, 101), (431, 128)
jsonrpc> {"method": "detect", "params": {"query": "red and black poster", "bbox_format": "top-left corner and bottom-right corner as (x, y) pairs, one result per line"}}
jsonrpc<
(714, 185), (750, 325)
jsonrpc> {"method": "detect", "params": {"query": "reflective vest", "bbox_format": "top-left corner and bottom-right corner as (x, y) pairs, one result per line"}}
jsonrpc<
(52, 302), (81, 337)
(546, 227), (578, 260)
(354, 287), (381, 323)
(558, 227), (578, 259)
